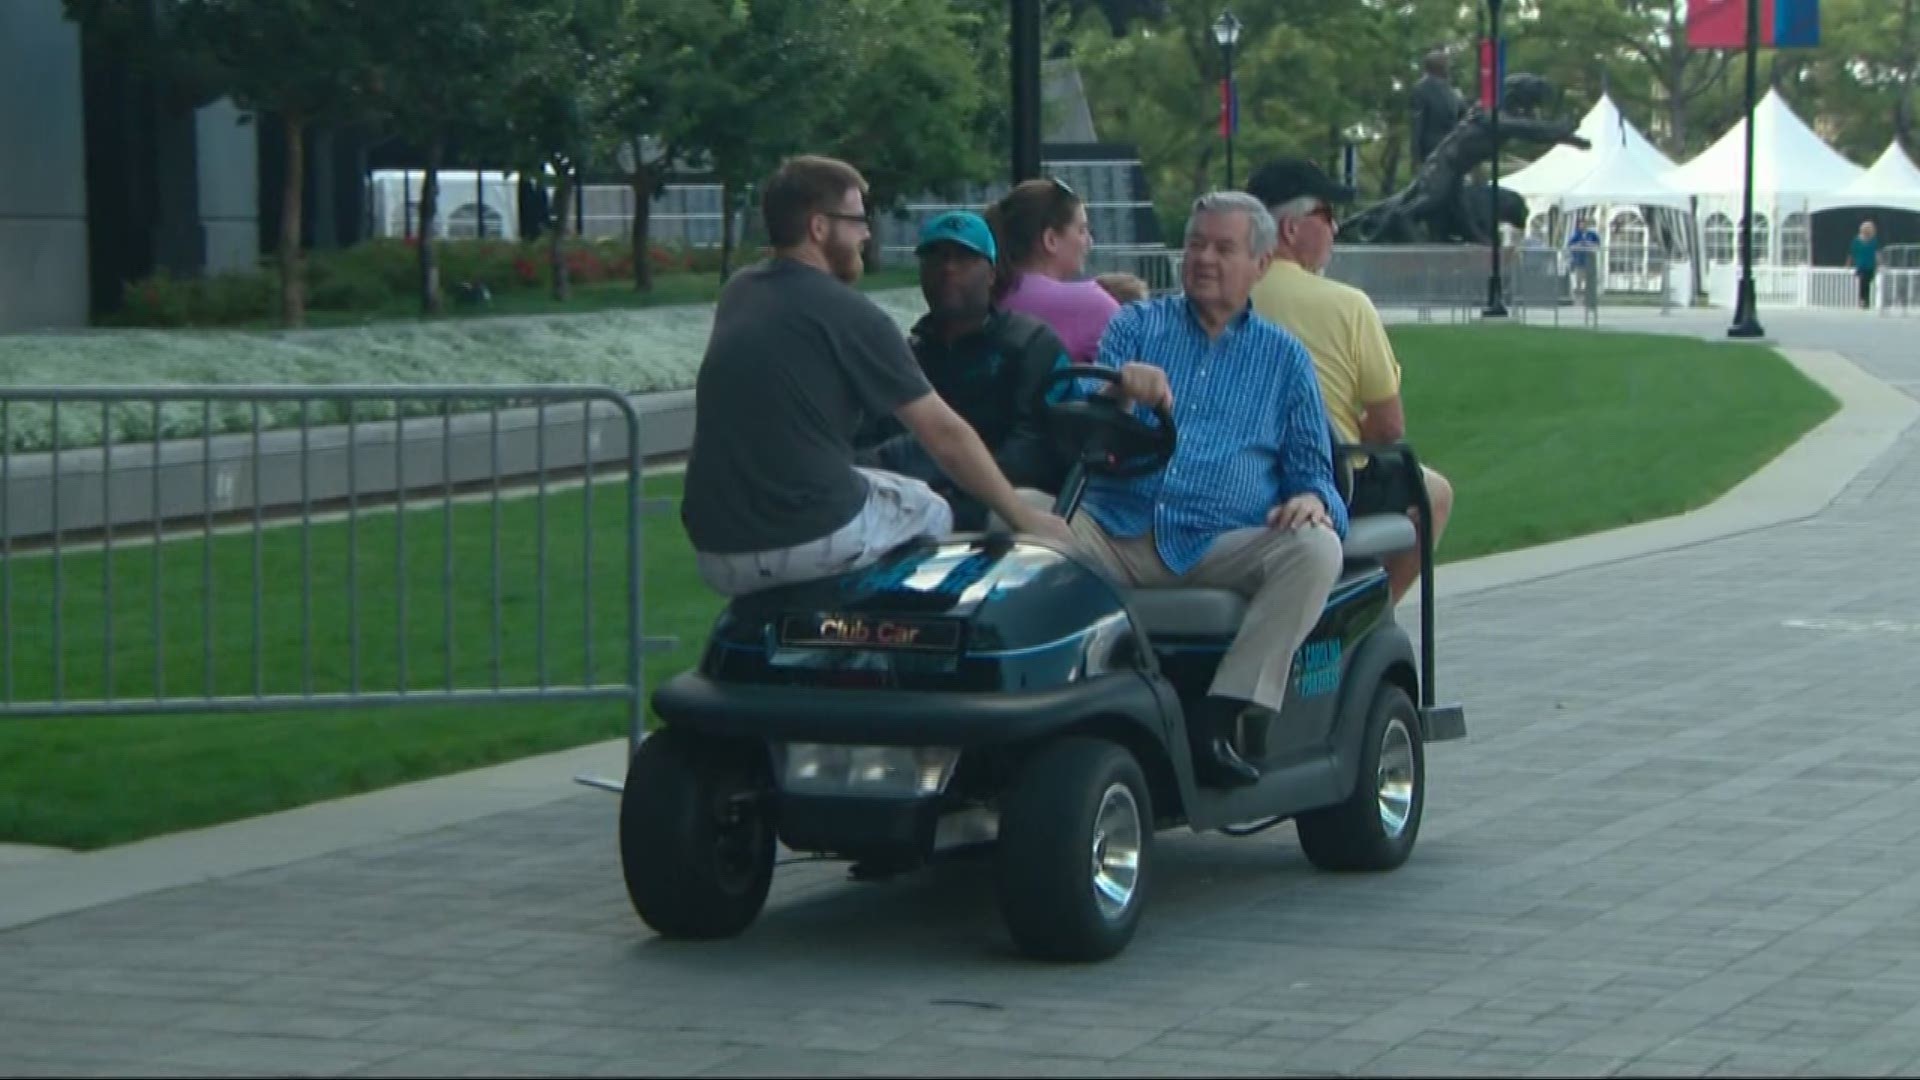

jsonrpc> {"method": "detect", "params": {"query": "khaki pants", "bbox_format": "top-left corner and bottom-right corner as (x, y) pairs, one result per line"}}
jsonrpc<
(1067, 512), (1343, 712)
(694, 469), (952, 597)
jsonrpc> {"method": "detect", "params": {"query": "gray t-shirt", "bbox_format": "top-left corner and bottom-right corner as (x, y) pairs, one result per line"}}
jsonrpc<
(681, 258), (934, 554)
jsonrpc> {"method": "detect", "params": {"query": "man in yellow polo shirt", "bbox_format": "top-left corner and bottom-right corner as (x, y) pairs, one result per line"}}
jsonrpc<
(1245, 157), (1455, 606)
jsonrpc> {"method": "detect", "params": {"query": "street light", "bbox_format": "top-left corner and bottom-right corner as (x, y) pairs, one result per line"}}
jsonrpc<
(1213, 9), (1242, 189)
(1727, 0), (1766, 338)
(1011, 0), (1043, 182)
(1482, 0), (1508, 318)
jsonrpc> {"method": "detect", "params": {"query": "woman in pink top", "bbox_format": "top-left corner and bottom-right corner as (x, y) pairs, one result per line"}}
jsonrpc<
(984, 178), (1122, 363)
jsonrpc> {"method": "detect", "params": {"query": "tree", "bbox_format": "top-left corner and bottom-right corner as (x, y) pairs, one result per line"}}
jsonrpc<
(814, 0), (1002, 268)
(1510, 0), (1730, 158)
(666, 0), (848, 280)
(359, 0), (554, 314)
(495, 0), (623, 301)
(63, 0), (382, 328)
(1793, 0), (1920, 160)
(595, 0), (712, 292)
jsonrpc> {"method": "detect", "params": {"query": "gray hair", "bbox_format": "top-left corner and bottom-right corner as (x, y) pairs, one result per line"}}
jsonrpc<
(1268, 195), (1321, 224)
(1186, 191), (1276, 258)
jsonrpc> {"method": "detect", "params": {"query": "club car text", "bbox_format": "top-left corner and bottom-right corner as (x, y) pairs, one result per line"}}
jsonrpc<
(779, 613), (963, 652)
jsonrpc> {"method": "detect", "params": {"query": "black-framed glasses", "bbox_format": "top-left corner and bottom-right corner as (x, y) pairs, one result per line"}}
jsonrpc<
(821, 211), (871, 228)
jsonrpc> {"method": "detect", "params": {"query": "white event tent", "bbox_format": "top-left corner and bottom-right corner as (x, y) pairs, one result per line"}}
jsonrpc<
(1665, 88), (1863, 266)
(1504, 92), (1690, 213)
(1503, 92), (1694, 298)
(1810, 139), (1920, 215)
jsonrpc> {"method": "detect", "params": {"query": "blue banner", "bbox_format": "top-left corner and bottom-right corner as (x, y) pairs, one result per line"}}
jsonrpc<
(1774, 0), (1820, 48)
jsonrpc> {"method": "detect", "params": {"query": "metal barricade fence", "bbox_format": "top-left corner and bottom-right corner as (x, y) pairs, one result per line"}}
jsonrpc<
(1880, 268), (1920, 314)
(0, 385), (673, 761)
(1078, 243), (1578, 319)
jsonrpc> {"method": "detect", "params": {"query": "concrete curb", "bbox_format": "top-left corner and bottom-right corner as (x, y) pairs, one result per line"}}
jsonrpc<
(1404, 347), (1918, 609)
(0, 737), (630, 932)
(3, 339), (1913, 934)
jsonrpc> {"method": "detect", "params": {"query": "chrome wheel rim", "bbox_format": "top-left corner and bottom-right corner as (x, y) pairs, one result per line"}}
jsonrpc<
(1377, 717), (1416, 839)
(1090, 782), (1142, 920)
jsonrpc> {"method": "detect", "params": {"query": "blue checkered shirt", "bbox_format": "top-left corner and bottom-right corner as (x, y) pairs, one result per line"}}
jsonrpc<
(1080, 294), (1348, 575)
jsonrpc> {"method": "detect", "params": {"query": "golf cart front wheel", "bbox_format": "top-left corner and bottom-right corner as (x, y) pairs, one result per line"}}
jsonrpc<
(1296, 682), (1425, 871)
(995, 737), (1153, 962)
(619, 727), (775, 939)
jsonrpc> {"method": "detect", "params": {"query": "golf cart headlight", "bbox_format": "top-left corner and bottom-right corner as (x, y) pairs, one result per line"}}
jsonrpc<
(780, 744), (961, 796)
(785, 743), (850, 786)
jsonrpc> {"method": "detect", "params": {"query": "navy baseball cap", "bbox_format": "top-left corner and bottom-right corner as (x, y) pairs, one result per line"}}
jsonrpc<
(1245, 156), (1356, 208)
(916, 211), (998, 264)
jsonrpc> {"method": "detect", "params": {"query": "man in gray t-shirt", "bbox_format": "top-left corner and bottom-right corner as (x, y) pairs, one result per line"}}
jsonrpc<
(681, 155), (1071, 597)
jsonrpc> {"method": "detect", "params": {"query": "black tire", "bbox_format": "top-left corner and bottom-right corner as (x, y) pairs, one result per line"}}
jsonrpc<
(619, 727), (775, 940)
(994, 737), (1153, 962)
(1296, 682), (1424, 872)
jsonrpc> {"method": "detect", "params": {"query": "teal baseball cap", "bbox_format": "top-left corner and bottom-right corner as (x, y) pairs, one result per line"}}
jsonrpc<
(916, 210), (997, 264)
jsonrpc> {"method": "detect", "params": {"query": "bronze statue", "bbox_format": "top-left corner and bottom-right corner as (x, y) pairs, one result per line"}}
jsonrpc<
(1410, 50), (1465, 168)
(1345, 73), (1590, 245)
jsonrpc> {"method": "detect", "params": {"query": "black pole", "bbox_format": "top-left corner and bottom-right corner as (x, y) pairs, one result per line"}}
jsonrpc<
(1011, 0), (1043, 183)
(1483, 0), (1508, 318)
(1224, 41), (1236, 188)
(1727, 0), (1765, 338)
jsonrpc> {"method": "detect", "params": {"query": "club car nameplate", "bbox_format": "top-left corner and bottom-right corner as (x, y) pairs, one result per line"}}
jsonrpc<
(779, 613), (964, 653)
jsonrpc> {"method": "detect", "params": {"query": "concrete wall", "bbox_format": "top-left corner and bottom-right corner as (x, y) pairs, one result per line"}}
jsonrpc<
(0, 392), (695, 544)
(0, 0), (90, 331)
(196, 99), (260, 275)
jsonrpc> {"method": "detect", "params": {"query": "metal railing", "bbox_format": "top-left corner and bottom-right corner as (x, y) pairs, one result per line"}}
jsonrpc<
(0, 385), (672, 759)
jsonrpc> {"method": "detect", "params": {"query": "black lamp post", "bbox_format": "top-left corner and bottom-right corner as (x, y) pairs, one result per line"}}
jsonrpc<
(1482, 0), (1508, 318)
(1213, 9), (1242, 189)
(1727, 0), (1766, 338)
(1011, 0), (1042, 183)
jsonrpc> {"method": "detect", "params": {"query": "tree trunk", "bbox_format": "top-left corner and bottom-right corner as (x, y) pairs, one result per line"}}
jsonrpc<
(1900, 0), (1917, 151)
(418, 139), (442, 316)
(631, 158), (654, 292)
(549, 165), (573, 302)
(1667, 49), (1689, 158)
(1188, 142), (1217, 208)
(719, 177), (736, 283)
(280, 113), (307, 328)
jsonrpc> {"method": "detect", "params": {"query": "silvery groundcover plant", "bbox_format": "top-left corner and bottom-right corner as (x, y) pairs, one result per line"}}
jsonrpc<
(0, 289), (927, 451)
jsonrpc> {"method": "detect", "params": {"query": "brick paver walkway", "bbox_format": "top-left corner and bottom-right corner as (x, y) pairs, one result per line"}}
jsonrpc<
(3, 308), (1918, 1078)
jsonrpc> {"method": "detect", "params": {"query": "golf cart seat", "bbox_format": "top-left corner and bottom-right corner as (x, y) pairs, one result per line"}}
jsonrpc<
(1122, 513), (1420, 640)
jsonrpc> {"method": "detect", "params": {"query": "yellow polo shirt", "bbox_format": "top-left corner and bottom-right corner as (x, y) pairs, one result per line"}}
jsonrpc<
(1250, 258), (1401, 447)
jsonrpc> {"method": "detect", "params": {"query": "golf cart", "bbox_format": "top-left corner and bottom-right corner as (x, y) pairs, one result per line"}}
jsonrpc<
(622, 364), (1466, 961)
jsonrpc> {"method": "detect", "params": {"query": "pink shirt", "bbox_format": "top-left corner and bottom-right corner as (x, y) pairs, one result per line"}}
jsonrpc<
(999, 271), (1122, 364)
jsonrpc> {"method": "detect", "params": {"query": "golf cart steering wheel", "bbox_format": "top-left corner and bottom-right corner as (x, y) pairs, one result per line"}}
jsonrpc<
(1035, 364), (1177, 479)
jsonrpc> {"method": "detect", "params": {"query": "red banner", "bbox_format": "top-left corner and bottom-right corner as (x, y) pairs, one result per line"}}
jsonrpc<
(1477, 38), (1505, 109)
(1687, 0), (1807, 49)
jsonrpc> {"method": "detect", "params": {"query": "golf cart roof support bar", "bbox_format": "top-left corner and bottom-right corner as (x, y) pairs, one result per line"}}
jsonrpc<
(1334, 440), (1437, 711)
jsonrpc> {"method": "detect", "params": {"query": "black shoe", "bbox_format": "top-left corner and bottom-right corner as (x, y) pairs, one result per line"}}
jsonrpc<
(1191, 697), (1261, 788)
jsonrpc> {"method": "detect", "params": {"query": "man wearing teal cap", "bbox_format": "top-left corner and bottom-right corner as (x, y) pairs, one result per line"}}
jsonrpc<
(856, 210), (1077, 530)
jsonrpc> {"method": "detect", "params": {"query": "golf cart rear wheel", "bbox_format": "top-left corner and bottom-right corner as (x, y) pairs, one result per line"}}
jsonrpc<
(619, 727), (775, 940)
(1296, 683), (1424, 872)
(995, 737), (1153, 962)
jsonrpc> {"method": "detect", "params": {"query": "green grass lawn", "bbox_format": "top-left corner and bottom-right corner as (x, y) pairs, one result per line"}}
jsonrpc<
(1396, 325), (1836, 560)
(0, 325), (1837, 850)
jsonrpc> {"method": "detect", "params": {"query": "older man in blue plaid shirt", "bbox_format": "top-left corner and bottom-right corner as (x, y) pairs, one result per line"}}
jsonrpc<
(1074, 191), (1346, 788)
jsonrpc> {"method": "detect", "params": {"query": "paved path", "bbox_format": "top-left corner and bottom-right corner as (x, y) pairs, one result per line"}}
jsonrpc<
(5, 308), (1920, 1078)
